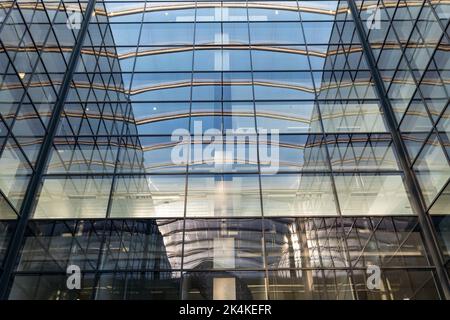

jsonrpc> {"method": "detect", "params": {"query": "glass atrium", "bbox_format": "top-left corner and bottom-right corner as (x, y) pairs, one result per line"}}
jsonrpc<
(0, 0), (449, 299)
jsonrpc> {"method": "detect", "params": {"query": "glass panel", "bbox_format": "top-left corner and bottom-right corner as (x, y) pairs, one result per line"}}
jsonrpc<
(250, 22), (304, 44)
(186, 174), (261, 217)
(268, 269), (353, 300)
(182, 271), (266, 300)
(414, 135), (450, 207)
(182, 219), (264, 270)
(17, 220), (104, 272)
(335, 174), (414, 216)
(0, 220), (16, 266)
(100, 219), (183, 271)
(429, 182), (450, 215)
(95, 272), (180, 300)
(9, 274), (95, 300)
(327, 134), (399, 171)
(110, 175), (186, 218)
(346, 217), (430, 268)
(432, 216), (450, 264)
(351, 269), (440, 300)
(265, 218), (347, 269)
(256, 102), (322, 133)
(319, 101), (388, 133)
(261, 174), (337, 216)
(34, 176), (112, 219)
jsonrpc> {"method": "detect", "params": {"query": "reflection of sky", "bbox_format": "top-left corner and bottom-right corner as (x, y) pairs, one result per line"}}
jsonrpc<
(104, 3), (344, 152)
(106, 5), (338, 134)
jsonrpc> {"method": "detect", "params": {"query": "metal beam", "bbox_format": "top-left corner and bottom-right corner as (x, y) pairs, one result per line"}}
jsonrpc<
(347, 0), (450, 299)
(0, 0), (97, 299)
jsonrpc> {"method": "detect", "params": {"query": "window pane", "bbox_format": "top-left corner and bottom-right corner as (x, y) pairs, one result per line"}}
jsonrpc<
(182, 219), (264, 270)
(110, 175), (186, 218)
(335, 174), (413, 216)
(186, 174), (261, 217)
(261, 174), (337, 216)
(34, 176), (112, 219)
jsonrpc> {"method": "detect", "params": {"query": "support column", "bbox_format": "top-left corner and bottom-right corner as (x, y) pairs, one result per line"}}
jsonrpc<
(347, 0), (450, 299)
(0, 0), (97, 299)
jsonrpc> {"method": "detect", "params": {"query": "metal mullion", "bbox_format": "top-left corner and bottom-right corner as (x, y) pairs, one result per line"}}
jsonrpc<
(69, 68), (384, 73)
(348, 134), (361, 170)
(59, 98), (385, 104)
(177, 0), (199, 300)
(347, 217), (367, 273)
(110, 220), (129, 273)
(365, 133), (377, 169)
(40, 168), (407, 177)
(325, 134), (339, 169)
(94, 131), (121, 271)
(9, 264), (437, 275)
(90, 218), (112, 300)
(246, 0), (270, 300)
(77, 220), (97, 271)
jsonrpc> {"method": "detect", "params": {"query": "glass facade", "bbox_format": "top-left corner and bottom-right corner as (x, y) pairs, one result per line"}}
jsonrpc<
(0, 0), (449, 300)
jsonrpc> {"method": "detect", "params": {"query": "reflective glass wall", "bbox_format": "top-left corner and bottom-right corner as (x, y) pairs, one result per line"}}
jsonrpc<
(0, 0), (449, 300)
(353, 0), (450, 279)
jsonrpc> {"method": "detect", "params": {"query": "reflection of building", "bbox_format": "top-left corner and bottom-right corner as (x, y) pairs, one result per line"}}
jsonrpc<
(0, 0), (449, 300)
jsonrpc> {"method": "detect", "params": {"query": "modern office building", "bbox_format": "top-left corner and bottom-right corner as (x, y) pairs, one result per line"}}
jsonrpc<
(0, 0), (449, 300)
